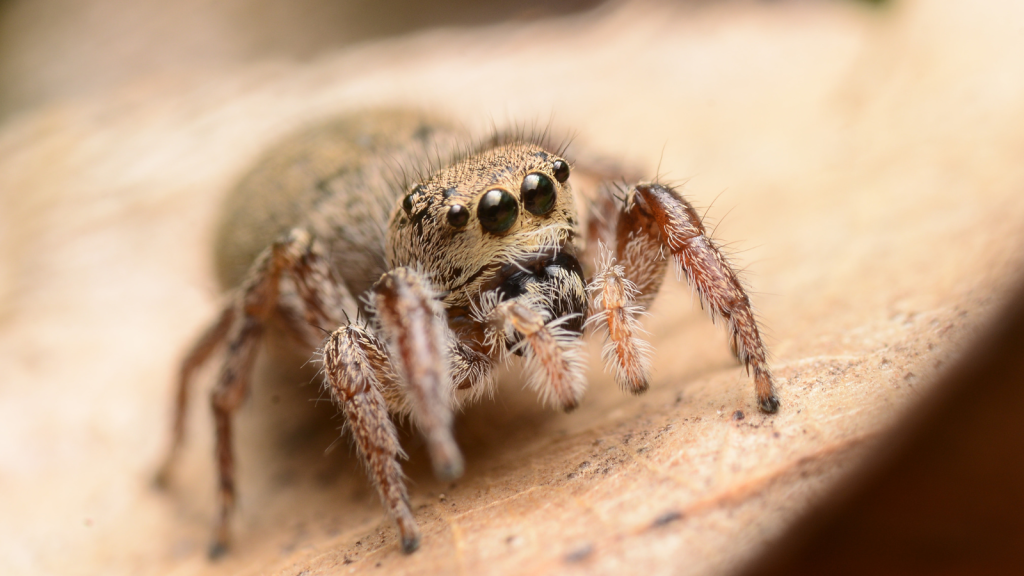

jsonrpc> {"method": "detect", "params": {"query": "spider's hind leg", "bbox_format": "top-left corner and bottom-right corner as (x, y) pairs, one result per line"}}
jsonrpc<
(153, 304), (235, 489)
(157, 228), (355, 558)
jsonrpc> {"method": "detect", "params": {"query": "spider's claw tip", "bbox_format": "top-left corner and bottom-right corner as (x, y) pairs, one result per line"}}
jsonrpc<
(401, 533), (421, 554)
(151, 458), (177, 490)
(208, 540), (229, 561)
(151, 469), (171, 491)
(758, 394), (781, 414)
(627, 379), (650, 396)
(435, 459), (464, 482)
(431, 449), (464, 482)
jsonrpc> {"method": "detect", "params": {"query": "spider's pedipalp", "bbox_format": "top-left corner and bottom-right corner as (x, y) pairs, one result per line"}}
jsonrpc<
(586, 243), (654, 394)
(487, 294), (588, 412)
(446, 334), (497, 406)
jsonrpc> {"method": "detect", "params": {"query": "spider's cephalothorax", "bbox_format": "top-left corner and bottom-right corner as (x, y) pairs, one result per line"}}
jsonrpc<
(154, 109), (780, 558)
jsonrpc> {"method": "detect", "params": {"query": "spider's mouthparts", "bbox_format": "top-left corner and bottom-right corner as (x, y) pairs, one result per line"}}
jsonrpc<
(495, 248), (588, 339)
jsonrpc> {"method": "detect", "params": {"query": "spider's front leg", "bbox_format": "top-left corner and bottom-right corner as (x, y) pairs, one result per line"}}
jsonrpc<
(321, 267), (465, 553)
(321, 324), (421, 552)
(371, 268), (463, 480)
(590, 183), (780, 413)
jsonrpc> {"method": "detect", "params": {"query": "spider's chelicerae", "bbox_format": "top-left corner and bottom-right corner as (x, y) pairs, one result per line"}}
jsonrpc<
(154, 109), (779, 557)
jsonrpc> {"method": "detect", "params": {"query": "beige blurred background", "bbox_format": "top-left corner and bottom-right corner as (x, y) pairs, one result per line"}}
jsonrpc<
(1, 1), (1023, 575)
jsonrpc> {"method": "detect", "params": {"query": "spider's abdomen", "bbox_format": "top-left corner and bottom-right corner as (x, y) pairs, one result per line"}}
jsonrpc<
(213, 109), (464, 297)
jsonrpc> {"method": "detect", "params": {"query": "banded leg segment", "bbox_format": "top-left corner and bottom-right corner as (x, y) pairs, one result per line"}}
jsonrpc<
(373, 268), (462, 481)
(154, 304), (234, 488)
(619, 183), (779, 413)
(586, 244), (653, 394)
(157, 227), (357, 557)
(322, 326), (421, 553)
(208, 229), (345, 556)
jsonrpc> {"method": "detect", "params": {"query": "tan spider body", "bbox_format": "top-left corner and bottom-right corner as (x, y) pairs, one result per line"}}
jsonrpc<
(155, 109), (778, 557)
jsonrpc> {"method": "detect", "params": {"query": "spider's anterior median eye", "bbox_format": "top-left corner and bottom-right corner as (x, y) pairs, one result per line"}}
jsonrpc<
(552, 159), (570, 183)
(477, 189), (518, 234)
(447, 204), (469, 228)
(521, 172), (557, 216)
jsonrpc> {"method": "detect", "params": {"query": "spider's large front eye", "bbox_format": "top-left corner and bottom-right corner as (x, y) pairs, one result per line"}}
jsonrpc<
(477, 189), (518, 234)
(521, 172), (557, 216)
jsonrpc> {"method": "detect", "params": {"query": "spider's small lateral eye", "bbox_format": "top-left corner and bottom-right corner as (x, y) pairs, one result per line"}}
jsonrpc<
(552, 159), (570, 184)
(402, 185), (425, 215)
(521, 172), (557, 216)
(447, 204), (469, 228)
(477, 189), (518, 234)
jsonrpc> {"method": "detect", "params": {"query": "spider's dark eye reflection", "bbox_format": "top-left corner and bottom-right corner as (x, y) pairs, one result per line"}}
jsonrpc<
(477, 189), (518, 234)
(552, 159), (570, 183)
(521, 172), (557, 216)
(447, 204), (469, 228)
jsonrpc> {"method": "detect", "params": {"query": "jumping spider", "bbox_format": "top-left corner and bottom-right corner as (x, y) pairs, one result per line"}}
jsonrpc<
(154, 109), (779, 557)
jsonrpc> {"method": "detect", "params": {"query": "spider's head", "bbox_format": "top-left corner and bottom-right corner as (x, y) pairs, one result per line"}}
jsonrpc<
(387, 142), (586, 330)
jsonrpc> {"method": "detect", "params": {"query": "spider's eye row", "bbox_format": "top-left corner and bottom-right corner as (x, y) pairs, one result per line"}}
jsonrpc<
(477, 189), (518, 234)
(552, 159), (570, 183)
(521, 172), (557, 216)
(447, 204), (469, 228)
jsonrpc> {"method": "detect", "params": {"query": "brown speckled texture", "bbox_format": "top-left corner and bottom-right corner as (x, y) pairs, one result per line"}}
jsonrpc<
(2, 1), (1024, 575)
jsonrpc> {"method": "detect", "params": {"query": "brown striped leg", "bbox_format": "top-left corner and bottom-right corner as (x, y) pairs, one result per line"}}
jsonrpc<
(208, 315), (263, 558)
(617, 182), (779, 413)
(154, 305), (235, 489)
(322, 325), (421, 553)
(586, 243), (654, 394)
(204, 228), (354, 558)
(372, 268), (463, 481)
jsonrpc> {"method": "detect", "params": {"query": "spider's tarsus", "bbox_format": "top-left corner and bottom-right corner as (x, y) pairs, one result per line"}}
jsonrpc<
(151, 467), (171, 491)
(758, 394), (781, 414)
(628, 380), (650, 396)
(207, 540), (229, 561)
(401, 534), (421, 554)
(431, 450), (465, 482)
